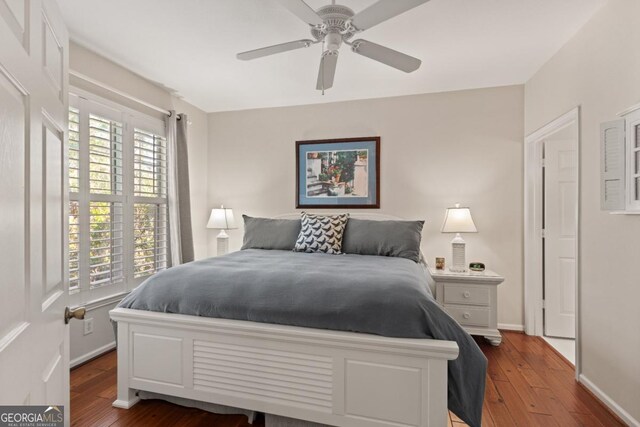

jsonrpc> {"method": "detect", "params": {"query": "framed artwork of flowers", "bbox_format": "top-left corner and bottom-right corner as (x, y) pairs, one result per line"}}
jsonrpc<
(296, 137), (380, 208)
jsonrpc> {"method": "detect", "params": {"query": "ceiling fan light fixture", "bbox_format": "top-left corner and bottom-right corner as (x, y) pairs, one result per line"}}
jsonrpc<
(325, 31), (343, 51)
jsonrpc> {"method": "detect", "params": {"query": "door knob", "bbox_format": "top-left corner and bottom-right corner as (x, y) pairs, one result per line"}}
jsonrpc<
(65, 306), (86, 324)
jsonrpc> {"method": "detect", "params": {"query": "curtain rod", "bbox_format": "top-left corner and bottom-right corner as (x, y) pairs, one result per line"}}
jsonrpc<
(69, 69), (173, 117)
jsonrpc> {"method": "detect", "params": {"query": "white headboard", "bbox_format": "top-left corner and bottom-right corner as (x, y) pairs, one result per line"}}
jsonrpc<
(274, 212), (404, 221)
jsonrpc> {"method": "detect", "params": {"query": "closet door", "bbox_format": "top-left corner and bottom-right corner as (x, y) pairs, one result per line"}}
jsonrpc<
(544, 138), (577, 338)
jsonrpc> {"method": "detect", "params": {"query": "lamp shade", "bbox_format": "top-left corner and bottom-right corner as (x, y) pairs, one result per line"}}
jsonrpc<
(441, 204), (477, 233)
(207, 206), (237, 230)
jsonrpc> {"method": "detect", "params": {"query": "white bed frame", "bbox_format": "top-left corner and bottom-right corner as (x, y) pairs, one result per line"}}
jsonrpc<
(109, 213), (459, 427)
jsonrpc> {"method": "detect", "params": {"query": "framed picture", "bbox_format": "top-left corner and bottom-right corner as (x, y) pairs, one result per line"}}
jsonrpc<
(296, 137), (380, 208)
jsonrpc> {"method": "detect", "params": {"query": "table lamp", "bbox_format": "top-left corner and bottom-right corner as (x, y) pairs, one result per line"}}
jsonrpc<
(207, 205), (237, 256)
(441, 203), (477, 272)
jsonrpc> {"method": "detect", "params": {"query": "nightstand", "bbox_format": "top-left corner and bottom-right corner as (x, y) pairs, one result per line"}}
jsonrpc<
(429, 267), (504, 346)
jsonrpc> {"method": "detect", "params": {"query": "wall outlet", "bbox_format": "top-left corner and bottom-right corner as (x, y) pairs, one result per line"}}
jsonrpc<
(83, 318), (94, 336)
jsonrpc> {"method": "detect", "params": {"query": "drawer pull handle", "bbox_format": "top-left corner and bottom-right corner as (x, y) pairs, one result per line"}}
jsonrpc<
(463, 291), (471, 298)
(463, 313), (471, 319)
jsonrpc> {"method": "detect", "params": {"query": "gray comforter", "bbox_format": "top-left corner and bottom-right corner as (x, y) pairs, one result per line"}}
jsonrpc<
(118, 249), (487, 427)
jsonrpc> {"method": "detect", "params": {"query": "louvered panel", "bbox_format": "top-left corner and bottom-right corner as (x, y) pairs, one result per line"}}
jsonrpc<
(600, 120), (625, 210)
(68, 201), (80, 291)
(134, 203), (168, 278)
(134, 129), (167, 198)
(68, 107), (80, 192)
(193, 340), (332, 409)
(193, 353), (331, 383)
(89, 202), (124, 289)
(89, 114), (123, 195)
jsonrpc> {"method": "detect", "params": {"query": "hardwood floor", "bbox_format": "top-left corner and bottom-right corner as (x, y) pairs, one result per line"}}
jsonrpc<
(71, 331), (624, 427)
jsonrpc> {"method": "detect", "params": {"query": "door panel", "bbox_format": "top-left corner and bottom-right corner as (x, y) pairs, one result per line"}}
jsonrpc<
(42, 10), (63, 99)
(43, 120), (64, 300)
(0, 67), (27, 343)
(544, 138), (577, 339)
(0, 0), (28, 48)
(0, 0), (69, 424)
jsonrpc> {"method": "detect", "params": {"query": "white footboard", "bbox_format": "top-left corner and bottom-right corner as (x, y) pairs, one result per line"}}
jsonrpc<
(110, 308), (458, 427)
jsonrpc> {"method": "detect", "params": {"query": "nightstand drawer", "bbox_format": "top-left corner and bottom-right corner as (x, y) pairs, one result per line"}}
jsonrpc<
(443, 284), (490, 306)
(445, 305), (490, 327)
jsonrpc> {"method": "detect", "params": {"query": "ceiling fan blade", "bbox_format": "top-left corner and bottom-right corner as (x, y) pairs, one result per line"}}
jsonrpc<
(237, 39), (315, 60)
(350, 0), (430, 31)
(276, 0), (324, 26)
(316, 51), (339, 91)
(351, 39), (421, 73)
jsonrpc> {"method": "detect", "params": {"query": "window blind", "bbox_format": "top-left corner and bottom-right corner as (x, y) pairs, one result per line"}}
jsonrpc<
(134, 129), (167, 198)
(89, 201), (124, 288)
(67, 93), (169, 303)
(68, 107), (80, 193)
(89, 114), (123, 195)
(68, 201), (80, 291)
(134, 203), (168, 278)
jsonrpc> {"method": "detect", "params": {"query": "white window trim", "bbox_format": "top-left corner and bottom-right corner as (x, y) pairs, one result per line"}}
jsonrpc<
(624, 108), (640, 212)
(69, 87), (168, 306)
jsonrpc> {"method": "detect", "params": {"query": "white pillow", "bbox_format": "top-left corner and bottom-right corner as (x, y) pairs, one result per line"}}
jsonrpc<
(293, 212), (349, 254)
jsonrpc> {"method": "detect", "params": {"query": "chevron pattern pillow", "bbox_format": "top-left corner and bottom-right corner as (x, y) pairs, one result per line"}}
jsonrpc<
(294, 212), (349, 254)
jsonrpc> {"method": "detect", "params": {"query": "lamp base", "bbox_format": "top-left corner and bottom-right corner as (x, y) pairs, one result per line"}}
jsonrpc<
(450, 233), (467, 272)
(217, 230), (229, 256)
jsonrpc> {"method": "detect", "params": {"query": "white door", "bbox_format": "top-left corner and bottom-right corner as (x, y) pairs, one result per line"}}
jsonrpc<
(544, 138), (578, 338)
(0, 0), (72, 423)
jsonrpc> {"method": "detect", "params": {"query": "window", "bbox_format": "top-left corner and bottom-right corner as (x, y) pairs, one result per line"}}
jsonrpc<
(600, 107), (640, 213)
(133, 128), (168, 278)
(627, 113), (640, 210)
(68, 92), (169, 303)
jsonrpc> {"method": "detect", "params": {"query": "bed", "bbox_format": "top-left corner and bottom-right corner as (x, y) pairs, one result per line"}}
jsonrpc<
(109, 214), (486, 427)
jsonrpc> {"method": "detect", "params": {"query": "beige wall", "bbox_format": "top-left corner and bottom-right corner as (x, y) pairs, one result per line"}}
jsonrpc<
(525, 0), (640, 423)
(68, 42), (209, 363)
(208, 85), (525, 328)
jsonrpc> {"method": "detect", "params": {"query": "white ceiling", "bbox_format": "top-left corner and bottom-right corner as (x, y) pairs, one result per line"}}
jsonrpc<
(58, 0), (605, 112)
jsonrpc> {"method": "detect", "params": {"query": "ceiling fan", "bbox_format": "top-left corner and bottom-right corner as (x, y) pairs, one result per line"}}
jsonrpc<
(237, 0), (430, 93)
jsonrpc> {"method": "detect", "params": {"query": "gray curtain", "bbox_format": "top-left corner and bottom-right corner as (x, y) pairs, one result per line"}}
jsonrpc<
(166, 111), (194, 265)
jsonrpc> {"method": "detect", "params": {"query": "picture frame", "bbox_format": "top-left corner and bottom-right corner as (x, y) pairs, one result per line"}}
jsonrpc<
(296, 137), (380, 208)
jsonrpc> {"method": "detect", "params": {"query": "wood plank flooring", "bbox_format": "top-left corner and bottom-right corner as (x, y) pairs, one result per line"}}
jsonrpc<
(71, 331), (625, 427)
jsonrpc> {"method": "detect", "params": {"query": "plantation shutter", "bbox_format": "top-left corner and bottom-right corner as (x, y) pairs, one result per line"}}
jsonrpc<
(600, 119), (625, 210)
(624, 111), (640, 211)
(133, 127), (168, 279)
(68, 94), (129, 302)
(68, 107), (80, 291)
(67, 92), (172, 303)
(86, 112), (125, 291)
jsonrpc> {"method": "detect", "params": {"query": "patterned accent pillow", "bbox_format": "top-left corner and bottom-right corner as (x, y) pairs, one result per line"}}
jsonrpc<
(294, 212), (349, 254)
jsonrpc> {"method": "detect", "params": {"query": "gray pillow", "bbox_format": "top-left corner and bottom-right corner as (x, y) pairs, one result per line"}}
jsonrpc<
(241, 215), (301, 251)
(342, 219), (425, 262)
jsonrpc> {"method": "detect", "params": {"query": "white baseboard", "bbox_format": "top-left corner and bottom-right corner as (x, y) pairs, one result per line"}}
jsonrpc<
(498, 323), (524, 331)
(70, 341), (116, 369)
(579, 374), (639, 427)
